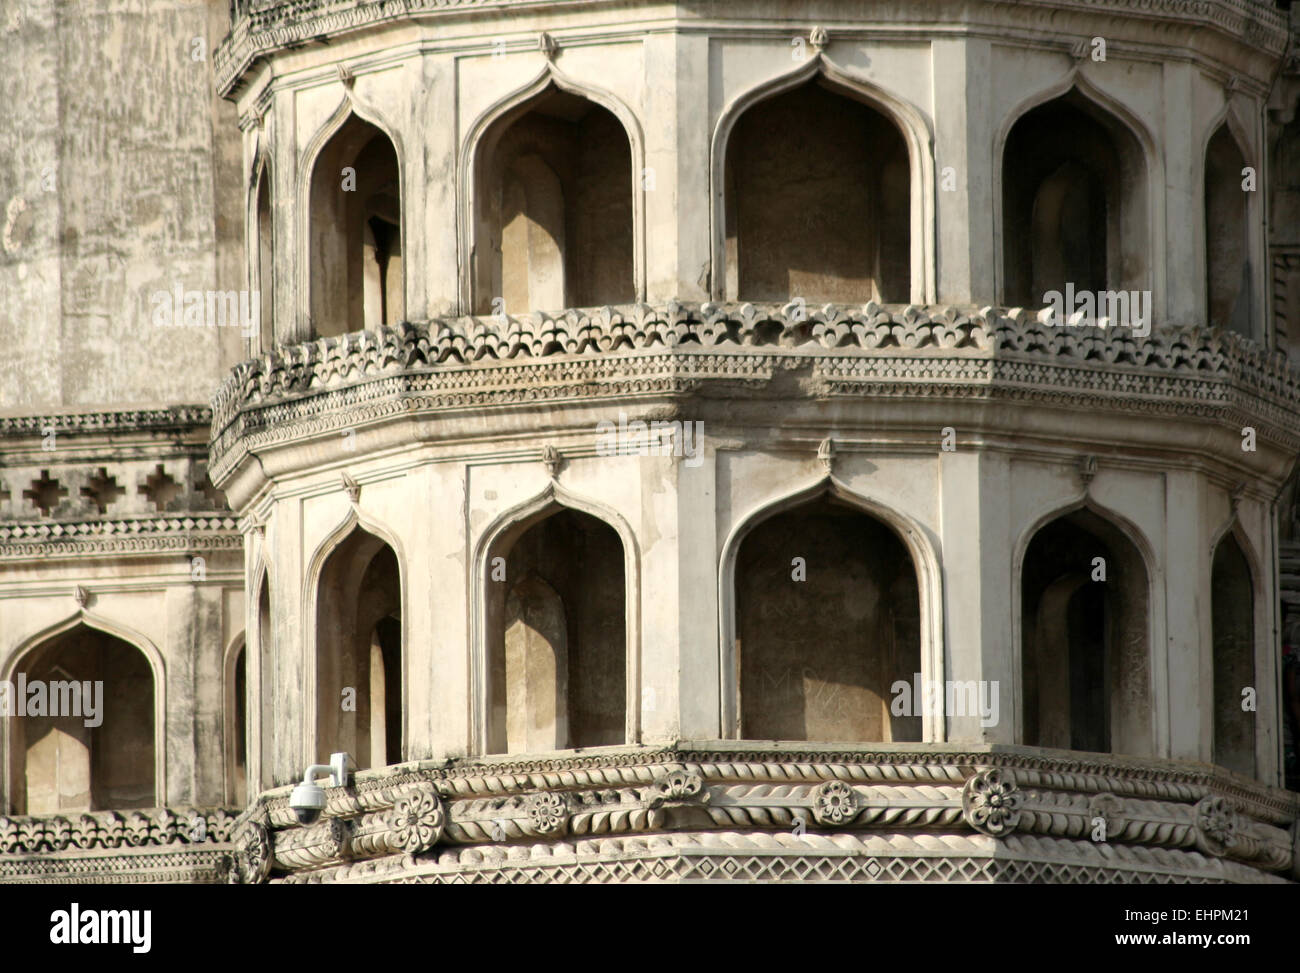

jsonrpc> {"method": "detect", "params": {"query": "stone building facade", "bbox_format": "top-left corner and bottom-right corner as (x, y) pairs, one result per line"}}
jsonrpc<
(2, 0), (1300, 883)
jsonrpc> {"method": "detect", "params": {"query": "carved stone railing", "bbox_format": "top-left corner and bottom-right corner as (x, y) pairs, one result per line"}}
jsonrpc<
(0, 807), (240, 884)
(233, 744), (1300, 884)
(209, 302), (1300, 479)
(214, 0), (1290, 96)
(0, 406), (211, 439)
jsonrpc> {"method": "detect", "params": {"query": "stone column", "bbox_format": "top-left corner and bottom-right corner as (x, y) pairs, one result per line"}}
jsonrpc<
(642, 32), (711, 302)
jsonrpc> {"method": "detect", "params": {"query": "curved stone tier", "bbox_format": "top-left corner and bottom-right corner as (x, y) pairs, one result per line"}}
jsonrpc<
(210, 302), (1300, 482)
(228, 744), (1300, 884)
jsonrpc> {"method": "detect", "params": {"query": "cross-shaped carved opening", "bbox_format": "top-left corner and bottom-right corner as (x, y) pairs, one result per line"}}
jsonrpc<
(23, 470), (68, 517)
(80, 467), (126, 515)
(195, 470), (227, 510)
(138, 464), (181, 512)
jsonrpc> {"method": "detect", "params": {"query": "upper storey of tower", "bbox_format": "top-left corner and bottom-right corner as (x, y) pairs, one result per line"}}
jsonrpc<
(215, 0), (1300, 359)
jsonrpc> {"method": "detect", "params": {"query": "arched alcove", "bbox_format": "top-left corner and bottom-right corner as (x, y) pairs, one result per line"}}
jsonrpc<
(6, 624), (155, 814)
(1205, 123), (1251, 334)
(733, 493), (921, 742)
(473, 84), (634, 314)
(307, 114), (402, 337)
(1002, 89), (1149, 314)
(315, 527), (402, 769)
(723, 78), (910, 303)
(224, 638), (248, 808)
(1020, 507), (1151, 756)
(485, 507), (626, 753)
(1211, 531), (1255, 776)
(254, 164), (273, 352)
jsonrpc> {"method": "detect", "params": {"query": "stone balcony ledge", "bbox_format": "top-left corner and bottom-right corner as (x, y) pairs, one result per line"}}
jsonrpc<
(209, 301), (1300, 484)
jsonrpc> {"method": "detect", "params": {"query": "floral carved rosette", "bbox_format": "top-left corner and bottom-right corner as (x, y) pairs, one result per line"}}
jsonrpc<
(526, 791), (569, 836)
(1087, 793), (1125, 840)
(389, 789), (444, 854)
(1194, 796), (1241, 858)
(813, 780), (860, 827)
(235, 820), (272, 884)
(962, 769), (1022, 837)
(646, 769), (705, 808)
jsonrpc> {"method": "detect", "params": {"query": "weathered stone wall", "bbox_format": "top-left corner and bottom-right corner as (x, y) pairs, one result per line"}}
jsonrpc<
(0, 0), (243, 413)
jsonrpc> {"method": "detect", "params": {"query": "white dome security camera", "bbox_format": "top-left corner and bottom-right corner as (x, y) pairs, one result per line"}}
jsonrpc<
(288, 752), (352, 826)
(289, 778), (327, 826)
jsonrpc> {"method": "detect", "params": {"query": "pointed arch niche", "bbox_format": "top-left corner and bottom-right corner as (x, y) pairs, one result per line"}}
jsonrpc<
(1210, 528), (1255, 776)
(1001, 85), (1151, 313)
(223, 634), (248, 808)
(720, 72), (911, 304)
(5, 622), (157, 814)
(471, 80), (636, 315)
(313, 524), (403, 770)
(719, 479), (939, 744)
(254, 162), (274, 352)
(1204, 121), (1252, 335)
(306, 110), (403, 337)
(482, 501), (629, 754)
(1019, 505), (1152, 756)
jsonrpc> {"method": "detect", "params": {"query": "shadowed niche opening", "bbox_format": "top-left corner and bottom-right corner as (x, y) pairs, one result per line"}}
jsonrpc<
(734, 494), (921, 743)
(474, 85), (635, 314)
(308, 115), (402, 337)
(1211, 532), (1255, 776)
(255, 165), (273, 352)
(1021, 509), (1151, 756)
(1205, 124), (1252, 335)
(1002, 90), (1148, 310)
(486, 508), (626, 753)
(7, 625), (155, 814)
(316, 528), (402, 770)
(226, 640), (247, 808)
(724, 79), (910, 304)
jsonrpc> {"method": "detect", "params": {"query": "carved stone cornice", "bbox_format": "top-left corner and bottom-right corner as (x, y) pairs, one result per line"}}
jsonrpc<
(208, 303), (1300, 486)
(237, 745), (1299, 883)
(0, 406), (211, 440)
(0, 515), (242, 561)
(214, 0), (1290, 96)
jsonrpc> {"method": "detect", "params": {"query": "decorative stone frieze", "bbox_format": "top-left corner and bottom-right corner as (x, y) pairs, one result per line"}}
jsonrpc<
(209, 303), (1300, 482)
(223, 746), (1299, 883)
(0, 808), (240, 885)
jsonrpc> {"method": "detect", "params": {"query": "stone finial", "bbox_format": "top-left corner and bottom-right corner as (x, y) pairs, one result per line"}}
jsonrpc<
(336, 62), (355, 88)
(541, 445), (563, 479)
(1224, 73), (1239, 97)
(817, 437), (835, 474)
(1077, 454), (1098, 490)
(73, 585), (90, 608)
(341, 472), (361, 503)
(538, 32), (557, 61)
(809, 26), (828, 52)
(1230, 481), (1247, 512)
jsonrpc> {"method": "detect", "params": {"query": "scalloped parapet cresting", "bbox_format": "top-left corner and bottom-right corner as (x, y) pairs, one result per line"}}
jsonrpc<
(209, 302), (1300, 438)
